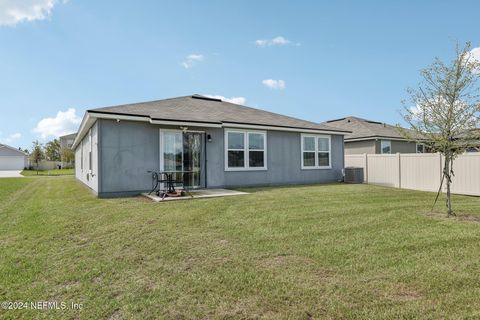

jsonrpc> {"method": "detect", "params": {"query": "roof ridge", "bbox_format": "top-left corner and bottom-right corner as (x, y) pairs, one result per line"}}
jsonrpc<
(218, 99), (329, 128)
(86, 95), (194, 112)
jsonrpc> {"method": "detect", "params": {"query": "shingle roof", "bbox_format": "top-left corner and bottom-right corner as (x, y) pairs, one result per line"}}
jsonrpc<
(322, 116), (417, 140)
(89, 95), (349, 133)
(59, 133), (77, 140)
(0, 144), (28, 156)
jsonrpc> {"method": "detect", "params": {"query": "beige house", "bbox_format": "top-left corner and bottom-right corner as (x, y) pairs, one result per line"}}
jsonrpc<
(323, 116), (425, 155)
(59, 133), (77, 150)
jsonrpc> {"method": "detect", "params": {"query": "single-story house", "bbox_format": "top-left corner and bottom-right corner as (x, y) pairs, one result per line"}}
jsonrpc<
(72, 95), (349, 197)
(322, 116), (426, 154)
(0, 144), (28, 170)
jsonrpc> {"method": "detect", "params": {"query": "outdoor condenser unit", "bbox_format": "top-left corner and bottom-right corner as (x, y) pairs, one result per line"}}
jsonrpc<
(344, 167), (364, 184)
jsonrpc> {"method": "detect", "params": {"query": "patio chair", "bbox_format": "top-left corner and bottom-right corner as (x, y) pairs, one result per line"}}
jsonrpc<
(148, 171), (168, 198)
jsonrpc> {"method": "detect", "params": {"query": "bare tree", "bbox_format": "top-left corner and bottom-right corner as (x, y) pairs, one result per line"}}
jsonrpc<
(400, 42), (480, 217)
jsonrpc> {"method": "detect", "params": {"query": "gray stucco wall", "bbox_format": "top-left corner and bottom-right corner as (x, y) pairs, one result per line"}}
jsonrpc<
(346, 139), (418, 154)
(74, 121), (99, 193)
(206, 128), (344, 187)
(345, 140), (376, 155)
(374, 139), (417, 154)
(98, 119), (159, 197)
(391, 140), (417, 153)
(91, 119), (345, 196)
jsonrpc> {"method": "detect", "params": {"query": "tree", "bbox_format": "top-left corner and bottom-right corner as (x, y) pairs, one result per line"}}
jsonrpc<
(45, 139), (61, 161)
(30, 140), (44, 174)
(61, 147), (74, 164)
(401, 42), (480, 217)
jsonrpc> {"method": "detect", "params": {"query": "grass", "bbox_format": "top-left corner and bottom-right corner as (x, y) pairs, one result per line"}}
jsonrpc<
(21, 168), (74, 176)
(0, 177), (479, 319)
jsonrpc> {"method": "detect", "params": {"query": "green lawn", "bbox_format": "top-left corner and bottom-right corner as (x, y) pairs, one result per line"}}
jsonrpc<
(0, 177), (479, 319)
(21, 168), (74, 176)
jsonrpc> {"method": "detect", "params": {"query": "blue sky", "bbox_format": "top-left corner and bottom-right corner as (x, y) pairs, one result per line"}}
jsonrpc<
(0, 0), (479, 150)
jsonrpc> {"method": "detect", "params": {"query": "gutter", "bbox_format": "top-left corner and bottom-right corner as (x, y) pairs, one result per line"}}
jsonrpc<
(73, 111), (351, 149)
(345, 136), (424, 142)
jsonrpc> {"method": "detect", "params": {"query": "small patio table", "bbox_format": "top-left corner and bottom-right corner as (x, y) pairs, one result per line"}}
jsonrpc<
(148, 170), (195, 199)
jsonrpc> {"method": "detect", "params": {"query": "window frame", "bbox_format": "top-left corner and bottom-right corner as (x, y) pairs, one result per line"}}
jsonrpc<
(416, 143), (425, 153)
(300, 134), (332, 170)
(224, 129), (267, 171)
(380, 140), (392, 154)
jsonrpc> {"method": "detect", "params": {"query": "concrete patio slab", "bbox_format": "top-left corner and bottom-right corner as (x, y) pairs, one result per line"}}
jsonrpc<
(142, 188), (248, 202)
(0, 170), (23, 178)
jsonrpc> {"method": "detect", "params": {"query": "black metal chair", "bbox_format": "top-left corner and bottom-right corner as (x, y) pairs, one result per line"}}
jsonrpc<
(148, 170), (193, 199)
(148, 171), (168, 197)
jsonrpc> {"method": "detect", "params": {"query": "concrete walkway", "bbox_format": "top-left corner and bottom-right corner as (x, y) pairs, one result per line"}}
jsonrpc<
(0, 170), (23, 178)
(143, 188), (248, 202)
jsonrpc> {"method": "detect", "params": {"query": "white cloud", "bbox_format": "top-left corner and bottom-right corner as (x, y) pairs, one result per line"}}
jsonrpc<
(33, 108), (81, 139)
(468, 47), (480, 73)
(0, 132), (22, 144)
(10, 133), (21, 139)
(204, 94), (246, 105)
(182, 53), (204, 69)
(255, 36), (297, 47)
(262, 79), (286, 90)
(470, 47), (480, 61)
(0, 0), (66, 26)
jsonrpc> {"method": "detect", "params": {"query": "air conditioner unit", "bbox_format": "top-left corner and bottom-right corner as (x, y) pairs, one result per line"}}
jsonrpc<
(344, 167), (364, 184)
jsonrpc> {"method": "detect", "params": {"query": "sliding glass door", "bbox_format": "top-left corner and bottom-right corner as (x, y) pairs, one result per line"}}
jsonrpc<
(160, 130), (203, 188)
(183, 132), (202, 188)
(162, 131), (183, 172)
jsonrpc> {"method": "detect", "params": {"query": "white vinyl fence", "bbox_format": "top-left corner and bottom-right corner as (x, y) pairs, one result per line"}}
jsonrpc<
(28, 160), (74, 170)
(345, 153), (480, 196)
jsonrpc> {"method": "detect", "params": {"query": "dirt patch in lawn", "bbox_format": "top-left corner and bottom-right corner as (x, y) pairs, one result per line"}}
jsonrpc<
(214, 239), (229, 246)
(388, 284), (422, 302)
(107, 309), (122, 320)
(257, 254), (314, 269)
(255, 254), (335, 280)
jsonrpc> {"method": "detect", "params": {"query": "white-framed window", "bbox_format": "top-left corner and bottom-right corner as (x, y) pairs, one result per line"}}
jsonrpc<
(416, 143), (425, 153)
(301, 134), (331, 169)
(380, 140), (391, 154)
(225, 129), (267, 171)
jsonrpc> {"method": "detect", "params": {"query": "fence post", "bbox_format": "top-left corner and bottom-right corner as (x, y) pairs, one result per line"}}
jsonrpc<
(439, 152), (443, 191)
(397, 153), (401, 188)
(364, 153), (368, 183)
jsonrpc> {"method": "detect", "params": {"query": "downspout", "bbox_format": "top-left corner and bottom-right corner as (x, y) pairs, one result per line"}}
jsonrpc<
(204, 133), (208, 188)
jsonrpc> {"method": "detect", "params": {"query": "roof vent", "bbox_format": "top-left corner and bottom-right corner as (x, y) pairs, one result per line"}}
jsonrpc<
(192, 94), (222, 102)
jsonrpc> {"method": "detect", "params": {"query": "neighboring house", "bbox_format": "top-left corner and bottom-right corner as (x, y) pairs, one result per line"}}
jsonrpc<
(322, 116), (425, 155)
(72, 95), (349, 197)
(59, 133), (76, 168)
(59, 133), (77, 150)
(456, 129), (480, 153)
(0, 144), (28, 170)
